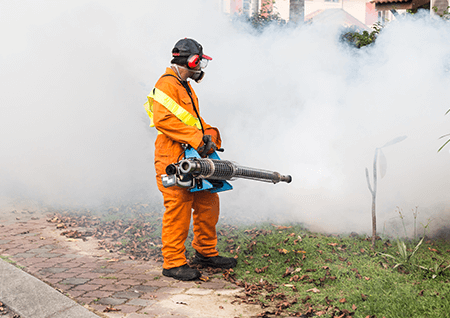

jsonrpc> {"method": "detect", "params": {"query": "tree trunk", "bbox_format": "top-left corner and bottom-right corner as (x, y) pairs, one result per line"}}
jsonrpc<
(289, 0), (305, 24)
(371, 193), (377, 248)
(371, 149), (378, 249)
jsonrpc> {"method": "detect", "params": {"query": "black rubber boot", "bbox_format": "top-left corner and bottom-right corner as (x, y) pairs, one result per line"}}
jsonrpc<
(191, 251), (237, 269)
(162, 264), (201, 281)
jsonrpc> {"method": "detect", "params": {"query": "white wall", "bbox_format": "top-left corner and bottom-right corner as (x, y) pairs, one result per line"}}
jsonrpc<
(222, 0), (231, 14)
(305, 0), (368, 24)
(275, 0), (291, 21)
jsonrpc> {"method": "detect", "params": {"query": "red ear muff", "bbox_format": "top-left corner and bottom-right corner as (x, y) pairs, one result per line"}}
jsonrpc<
(187, 54), (200, 69)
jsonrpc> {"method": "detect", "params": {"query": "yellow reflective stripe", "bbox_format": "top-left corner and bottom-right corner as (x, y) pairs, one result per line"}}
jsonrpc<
(152, 88), (202, 129)
(142, 100), (162, 134)
(143, 100), (155, 127)
(144, 87), (202, 130)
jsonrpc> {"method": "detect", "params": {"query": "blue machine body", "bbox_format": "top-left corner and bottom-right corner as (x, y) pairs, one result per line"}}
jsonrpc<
(184, 147), (233, 194)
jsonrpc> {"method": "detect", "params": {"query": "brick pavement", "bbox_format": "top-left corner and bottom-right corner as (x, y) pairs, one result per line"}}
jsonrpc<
(0, 209), (261, 318)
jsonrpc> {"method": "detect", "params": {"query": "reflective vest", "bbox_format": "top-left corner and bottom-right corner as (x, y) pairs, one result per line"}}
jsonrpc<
(144, 87), (203, 134)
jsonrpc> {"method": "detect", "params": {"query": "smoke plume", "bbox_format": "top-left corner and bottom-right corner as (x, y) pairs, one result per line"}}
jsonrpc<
(1, 1), (449, 236)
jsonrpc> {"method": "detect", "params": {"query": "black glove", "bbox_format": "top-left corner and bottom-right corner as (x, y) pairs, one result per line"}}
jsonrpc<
(197, 135), (217, 157)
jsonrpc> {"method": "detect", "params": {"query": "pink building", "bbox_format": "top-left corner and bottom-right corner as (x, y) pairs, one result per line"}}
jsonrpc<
(261, 0), (274, 13)
(230, 0), (243, 14)
(365, 2), (378, 26)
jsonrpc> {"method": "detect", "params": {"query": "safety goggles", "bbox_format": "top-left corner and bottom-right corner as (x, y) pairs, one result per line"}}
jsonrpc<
(200, 58), (209, 69)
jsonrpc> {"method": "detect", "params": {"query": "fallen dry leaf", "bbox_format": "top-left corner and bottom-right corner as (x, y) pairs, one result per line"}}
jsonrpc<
(299, 274), (310, 280)
(103, 307), (120, 312)
(282, 266), (294, 278)
(272, 224), (292, 230)
(306, 287), (320, 293)
(255, 266), (269, 273)
(289, 275), (299, 282)
(339, 298), (346, 303)
(316, 310), (326, 316)
(199, 276), (210, 282)
(301, 295), (312, 304)
(352, 304), (357, 310)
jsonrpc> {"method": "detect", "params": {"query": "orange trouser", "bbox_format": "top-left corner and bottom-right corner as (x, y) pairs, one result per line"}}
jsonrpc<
(156, 175), (220, 269)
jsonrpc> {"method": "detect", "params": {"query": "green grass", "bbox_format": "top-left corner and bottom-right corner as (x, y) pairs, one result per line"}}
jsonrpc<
(0, 255), (25, 269)
(51, 205), (450, 317)
(209, 223), (450, 318)
(0, 255), (16, 264)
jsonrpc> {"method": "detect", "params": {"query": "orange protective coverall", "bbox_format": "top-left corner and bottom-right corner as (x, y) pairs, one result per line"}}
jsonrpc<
(153, 68), (222, 269)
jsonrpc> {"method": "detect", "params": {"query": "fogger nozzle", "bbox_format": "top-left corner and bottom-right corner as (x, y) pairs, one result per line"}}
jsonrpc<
(179, 158), (292, 184)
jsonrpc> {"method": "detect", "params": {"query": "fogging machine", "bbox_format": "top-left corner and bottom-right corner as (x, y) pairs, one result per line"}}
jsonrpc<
(161, 147), (292, 193)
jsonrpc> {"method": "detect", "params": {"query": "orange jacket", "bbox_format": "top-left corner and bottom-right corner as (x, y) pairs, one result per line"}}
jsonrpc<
(153, 68), (221, 170)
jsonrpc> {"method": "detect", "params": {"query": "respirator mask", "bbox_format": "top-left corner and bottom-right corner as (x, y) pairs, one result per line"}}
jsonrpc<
(189, 59), (208, 83)
(189, 69), (205, 83)
(173, 60), (207, 83)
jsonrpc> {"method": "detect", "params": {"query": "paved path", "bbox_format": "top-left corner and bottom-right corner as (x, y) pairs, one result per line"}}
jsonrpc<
(0, 206), (261, 318)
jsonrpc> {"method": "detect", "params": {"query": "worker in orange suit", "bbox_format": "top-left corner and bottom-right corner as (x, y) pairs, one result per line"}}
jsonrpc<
(148, 38), (237, 281)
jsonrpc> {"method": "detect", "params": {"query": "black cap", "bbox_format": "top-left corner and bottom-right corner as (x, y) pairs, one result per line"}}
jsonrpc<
(171, 38), (212, 65)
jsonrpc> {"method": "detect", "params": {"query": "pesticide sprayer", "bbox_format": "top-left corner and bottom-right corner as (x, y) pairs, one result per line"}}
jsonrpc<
(161, 147), (292, 193)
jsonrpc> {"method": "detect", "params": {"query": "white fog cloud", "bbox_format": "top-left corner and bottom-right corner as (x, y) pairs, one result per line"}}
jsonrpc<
(1, 1), (449, 236)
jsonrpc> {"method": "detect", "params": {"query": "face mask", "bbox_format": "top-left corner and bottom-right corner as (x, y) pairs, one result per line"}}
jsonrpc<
(189, 69), (205, 83)
(172, 64), (206, 83)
